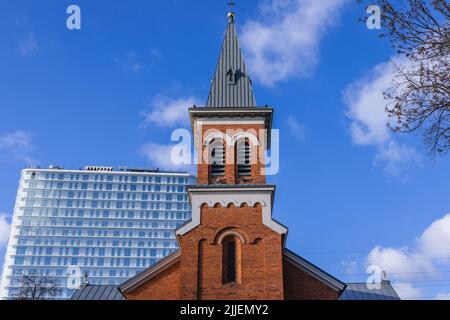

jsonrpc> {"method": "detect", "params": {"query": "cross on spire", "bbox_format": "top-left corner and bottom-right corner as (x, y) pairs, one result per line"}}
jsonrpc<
(227, 1), (236, 23)
(206, 2), (256, 108)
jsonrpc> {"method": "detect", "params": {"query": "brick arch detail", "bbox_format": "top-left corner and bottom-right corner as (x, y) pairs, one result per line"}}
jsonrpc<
(213, 228), (249, 245)
(195, 200), (267, 208)
(231, 132), (260, 146)
(176, 189), (288, 236)
(203, 131), (232, 146)
(203, 131), (260, 147)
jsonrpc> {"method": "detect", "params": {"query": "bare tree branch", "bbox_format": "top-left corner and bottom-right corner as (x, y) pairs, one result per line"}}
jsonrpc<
(15, 272), (61, 300)
(359, 0), (450, 156)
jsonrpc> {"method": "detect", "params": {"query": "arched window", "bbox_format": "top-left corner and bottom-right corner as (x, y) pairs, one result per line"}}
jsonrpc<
(237, 138), (251, 176)
(210, 139), (225, 177)
(222, 235), (241, 284)
(226, 241), (236, 282)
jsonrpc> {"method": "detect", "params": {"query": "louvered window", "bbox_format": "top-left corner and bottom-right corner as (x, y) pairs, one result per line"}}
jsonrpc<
(237, 139), (251, 176)
(210, 140), (225, 177)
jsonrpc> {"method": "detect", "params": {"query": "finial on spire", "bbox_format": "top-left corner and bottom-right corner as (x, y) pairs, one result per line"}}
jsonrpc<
(227, 1), (236, 23)
(206, 0), (256, 108)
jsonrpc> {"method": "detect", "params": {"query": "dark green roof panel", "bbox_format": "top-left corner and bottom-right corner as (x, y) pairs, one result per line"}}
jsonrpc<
(71, 285), (125, 300)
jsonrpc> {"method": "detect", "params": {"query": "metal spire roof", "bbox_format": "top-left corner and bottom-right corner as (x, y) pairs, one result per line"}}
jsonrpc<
(206, 12), (256, 108)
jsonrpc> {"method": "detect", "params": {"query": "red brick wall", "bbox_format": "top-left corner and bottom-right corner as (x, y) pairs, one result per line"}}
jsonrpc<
(179, 203), (284, 300)
(125, 261), (181, 300)
(283, 259), (340, 300)
(125, 203), (286, 300)
(125, 251), (342, 300)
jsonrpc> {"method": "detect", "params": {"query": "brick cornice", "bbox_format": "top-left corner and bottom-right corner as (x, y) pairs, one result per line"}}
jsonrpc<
(176, 185), (288, 237)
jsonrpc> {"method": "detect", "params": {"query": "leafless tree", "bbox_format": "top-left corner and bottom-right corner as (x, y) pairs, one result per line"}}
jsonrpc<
(361, 0), (450, 156)
(15, 273), (61, 300)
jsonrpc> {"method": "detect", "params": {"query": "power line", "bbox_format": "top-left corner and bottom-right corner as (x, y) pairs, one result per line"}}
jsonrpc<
(336, 270), (450, 277)
(308, 257), (450, 263)
(402, 297), (444, 300)
(300, 249), (450, 254)
(342, 279), (450, 284)
(390, 283), (450, 287)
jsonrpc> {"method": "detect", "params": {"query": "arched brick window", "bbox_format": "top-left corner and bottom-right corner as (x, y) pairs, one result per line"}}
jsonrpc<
(222, 235), (241, 284)
(226, 241), (236, 282)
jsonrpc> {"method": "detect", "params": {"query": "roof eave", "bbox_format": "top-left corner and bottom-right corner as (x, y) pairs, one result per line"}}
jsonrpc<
(283, 248), (346, 292)
(189, 107), (274, 149)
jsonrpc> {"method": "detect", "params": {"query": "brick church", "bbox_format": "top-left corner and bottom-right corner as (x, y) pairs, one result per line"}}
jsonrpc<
(72, 10), (399, 301)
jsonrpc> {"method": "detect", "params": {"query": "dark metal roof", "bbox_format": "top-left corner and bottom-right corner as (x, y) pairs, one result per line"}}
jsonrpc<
(206, 13), (256, 108)
(70, 285), (125, 300)
(339, 282), (400, 300)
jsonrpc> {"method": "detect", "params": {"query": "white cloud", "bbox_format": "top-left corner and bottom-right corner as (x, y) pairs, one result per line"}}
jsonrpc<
(418, 213), (450, 258)
(140, 142), (194, 172)
(373, 141), (420, 177)
(341, 260), (359, 275)
(344, 60), (394, 146)
(343, 57), (419, 177)
(365, 213), (450, 299)
(0, 131), (36, 163)
(241, 0), (347, 86)
(0, 131), (33, 150)
(436, 293), (450, 300)
(142, 95), (201, 128)
(367, 214), (450, 275)
(114, 51), (143, 72)
(150, 48), (163, 61)
(0, 214), (11, 246)
(18, 33), (39, 57)
(286, 115), (306, 141)
(367, 246), (435, 278)
(392, 282), (423, 300)
(115, 49), (164, 72)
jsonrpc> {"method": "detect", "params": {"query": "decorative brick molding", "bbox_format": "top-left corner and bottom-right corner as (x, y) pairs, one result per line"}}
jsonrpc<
(177, 186), (288, 237)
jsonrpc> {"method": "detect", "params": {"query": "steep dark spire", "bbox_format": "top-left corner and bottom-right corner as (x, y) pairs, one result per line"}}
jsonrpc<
(206, 11), (256, 108)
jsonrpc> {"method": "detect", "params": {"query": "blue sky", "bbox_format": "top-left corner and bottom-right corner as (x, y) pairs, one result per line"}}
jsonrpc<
(0, 0), (449, 300)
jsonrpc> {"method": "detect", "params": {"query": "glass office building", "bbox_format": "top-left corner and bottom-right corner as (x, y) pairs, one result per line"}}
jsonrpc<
(0, 166), (194, 299)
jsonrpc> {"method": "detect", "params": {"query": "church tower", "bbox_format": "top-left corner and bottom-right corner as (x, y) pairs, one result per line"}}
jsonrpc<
(119, 10), (346, 300)
(177, 10), (287, 299)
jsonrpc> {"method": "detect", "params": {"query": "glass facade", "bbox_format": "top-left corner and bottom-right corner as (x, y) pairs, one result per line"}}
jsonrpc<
(0, 167), (194, 299)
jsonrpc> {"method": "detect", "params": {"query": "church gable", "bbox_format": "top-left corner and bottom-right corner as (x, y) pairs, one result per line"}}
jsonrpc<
(283, 249), (345, 300)
(121, 252), (181, 300)
(178, 201), (285, 300)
